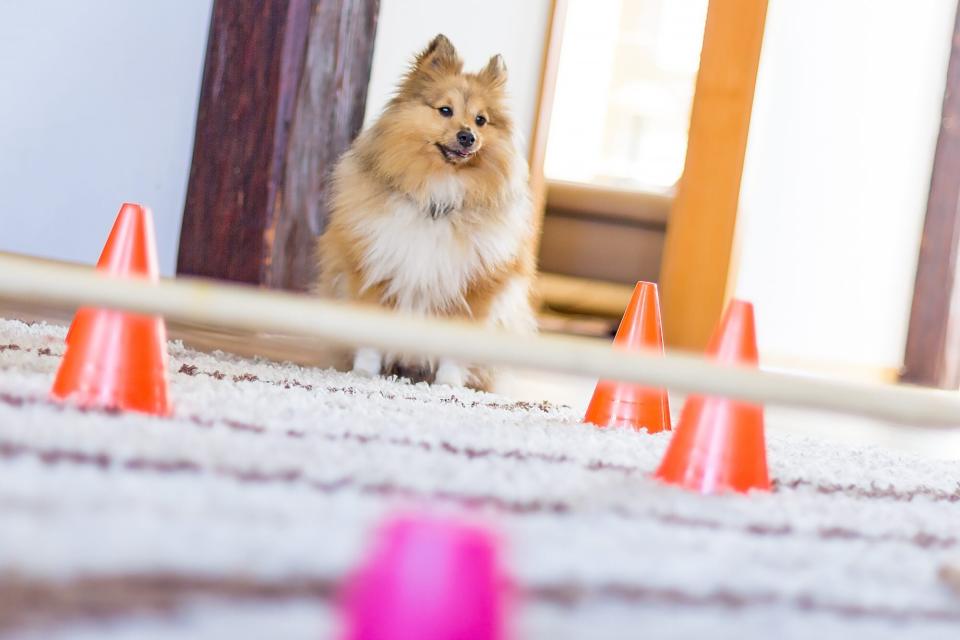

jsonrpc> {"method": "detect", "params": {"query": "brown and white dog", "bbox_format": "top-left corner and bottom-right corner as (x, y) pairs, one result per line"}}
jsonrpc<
(315, 34), (537, 390)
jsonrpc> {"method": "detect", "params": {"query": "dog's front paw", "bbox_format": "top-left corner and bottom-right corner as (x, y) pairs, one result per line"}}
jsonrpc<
(434, 358), (468, 387)
(352, 347), (383, 378)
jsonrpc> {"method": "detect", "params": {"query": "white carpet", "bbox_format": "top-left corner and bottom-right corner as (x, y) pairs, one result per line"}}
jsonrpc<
(1, 317), (959, 639)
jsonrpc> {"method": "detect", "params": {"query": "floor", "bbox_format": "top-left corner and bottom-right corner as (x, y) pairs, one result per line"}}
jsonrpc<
(3, 316), (960, 638)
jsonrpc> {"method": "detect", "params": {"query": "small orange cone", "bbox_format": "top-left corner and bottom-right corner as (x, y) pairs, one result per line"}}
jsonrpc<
(65, 203), (159, 344)
(584, 282), (671, 433)
(654, 299), (769, 494)
(52, 203), (171, 416)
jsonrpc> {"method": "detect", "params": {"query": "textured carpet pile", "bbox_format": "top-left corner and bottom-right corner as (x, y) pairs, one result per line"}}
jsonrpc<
(1, 317), (960, 639)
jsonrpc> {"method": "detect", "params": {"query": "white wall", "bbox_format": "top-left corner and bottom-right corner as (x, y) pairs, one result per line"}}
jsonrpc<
(0, 1), (212, 276)
(364, 0), (552, 148)
(734, 0), (955, 377)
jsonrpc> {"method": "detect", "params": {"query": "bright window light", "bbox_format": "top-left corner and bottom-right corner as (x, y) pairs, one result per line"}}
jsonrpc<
(545, 0), (708, 193)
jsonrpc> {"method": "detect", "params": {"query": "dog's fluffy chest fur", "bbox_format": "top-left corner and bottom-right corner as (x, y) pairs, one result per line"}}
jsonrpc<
(353, 177), (527, 314)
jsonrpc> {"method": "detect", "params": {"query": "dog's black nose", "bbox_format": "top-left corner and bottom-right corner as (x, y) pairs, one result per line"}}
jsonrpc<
(457, 130), (476, 148)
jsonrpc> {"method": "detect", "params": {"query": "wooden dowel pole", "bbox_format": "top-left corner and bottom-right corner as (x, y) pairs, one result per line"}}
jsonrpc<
(0, 252), (958, 426)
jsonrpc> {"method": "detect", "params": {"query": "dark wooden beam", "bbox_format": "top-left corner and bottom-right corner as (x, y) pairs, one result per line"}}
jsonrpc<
(267, 0), (380, 290)
(902, 4), (960, 389)
(177, 0), (311, 285)
(177, 0), (380, 291)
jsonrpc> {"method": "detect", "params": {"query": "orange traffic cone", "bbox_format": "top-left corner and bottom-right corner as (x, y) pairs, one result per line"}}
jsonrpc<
(584, 282), (671, 433)
(52, 203), (171, 416)
(653, 299), (769, 494)
(65, 203), (160, 344)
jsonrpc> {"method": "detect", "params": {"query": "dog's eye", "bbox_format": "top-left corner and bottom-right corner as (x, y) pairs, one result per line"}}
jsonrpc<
(475, 115), (487, 127)
(438, 106), (453, 117)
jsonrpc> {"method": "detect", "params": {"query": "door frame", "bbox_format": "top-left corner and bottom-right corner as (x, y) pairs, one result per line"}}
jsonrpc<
(901, 2), (960, 390)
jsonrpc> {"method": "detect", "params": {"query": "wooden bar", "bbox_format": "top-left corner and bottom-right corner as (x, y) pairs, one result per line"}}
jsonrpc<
(3, 252), (960, 427)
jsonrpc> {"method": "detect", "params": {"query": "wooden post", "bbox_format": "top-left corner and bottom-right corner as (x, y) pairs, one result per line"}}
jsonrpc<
(902, 3), (960, 389)
(527, 0), (568, 251)
(657, 0), (768, 351)
(177, 0), (379, 291)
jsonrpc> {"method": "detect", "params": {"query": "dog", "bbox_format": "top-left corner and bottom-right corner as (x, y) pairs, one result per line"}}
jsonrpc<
(315, 34), (537, 391)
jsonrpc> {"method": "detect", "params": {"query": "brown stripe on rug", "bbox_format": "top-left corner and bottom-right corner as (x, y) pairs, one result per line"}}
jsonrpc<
(3, 573), (960, 636)
(0, 434), (956, 553)
(0, 574), (336, 635)
(7, 388), (960, 509)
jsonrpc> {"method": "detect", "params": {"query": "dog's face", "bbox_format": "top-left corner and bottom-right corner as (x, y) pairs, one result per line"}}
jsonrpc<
(424, 77), (494, 165)
(381, 35), (513, 169)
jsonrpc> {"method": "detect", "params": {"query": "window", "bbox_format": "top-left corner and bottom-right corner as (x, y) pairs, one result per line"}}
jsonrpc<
(544, 0), (708, 194)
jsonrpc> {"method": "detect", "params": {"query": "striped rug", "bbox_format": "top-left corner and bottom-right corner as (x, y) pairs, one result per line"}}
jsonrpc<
(1, 317), (959, 639)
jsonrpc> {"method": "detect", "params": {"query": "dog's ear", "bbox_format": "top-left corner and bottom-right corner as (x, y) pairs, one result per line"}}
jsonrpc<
(478, 54), (508, 89)
(415, 34), (463, 75)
